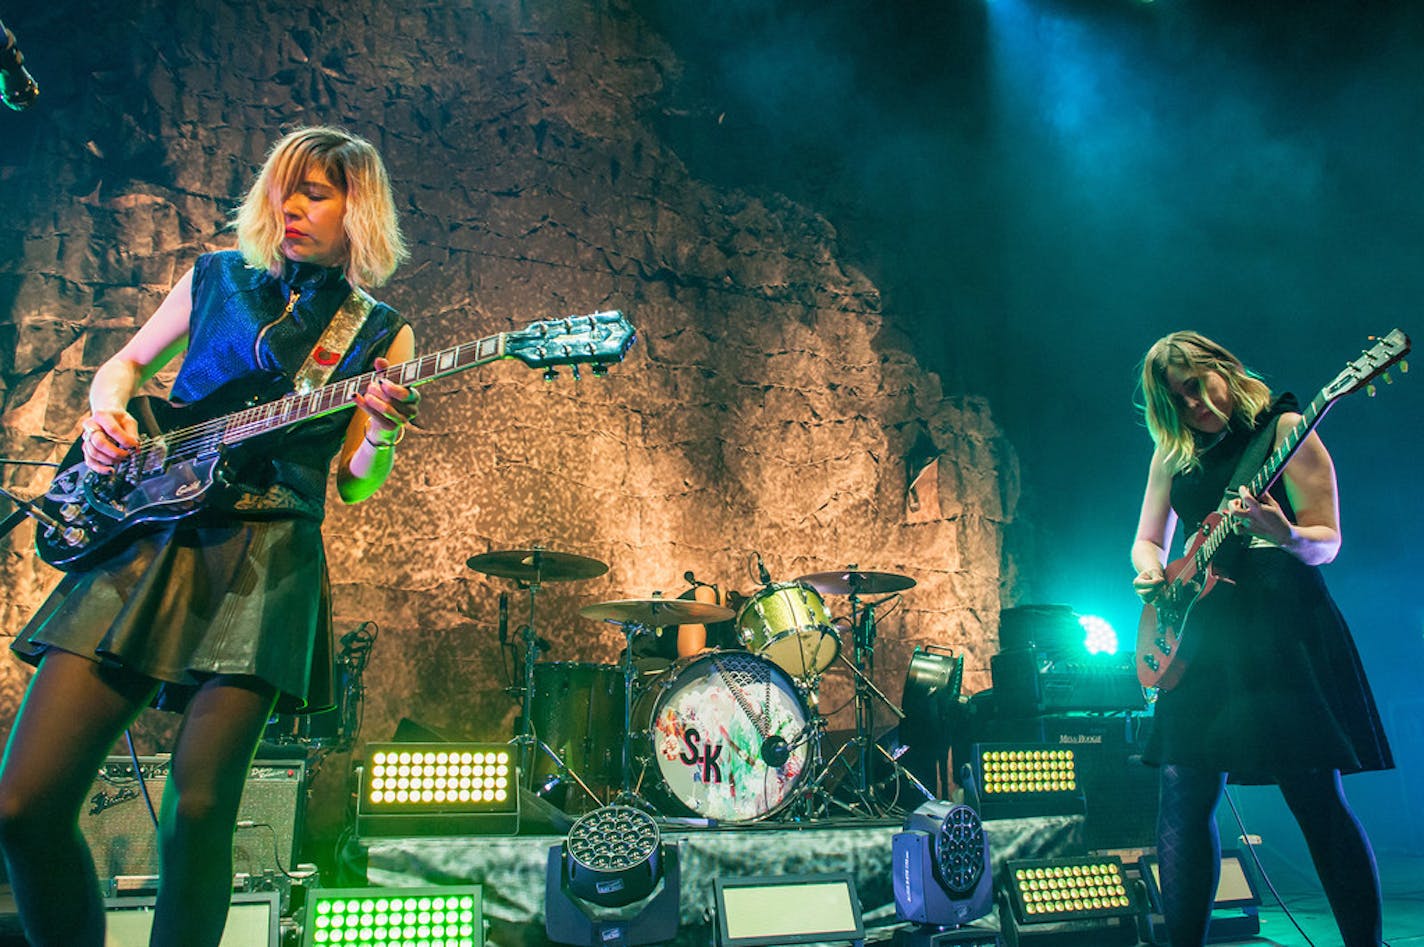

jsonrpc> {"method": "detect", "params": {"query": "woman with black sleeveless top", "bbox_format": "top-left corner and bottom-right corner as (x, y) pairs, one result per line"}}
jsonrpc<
(0, 127), (419, 946)
(1131, 330), (1391, 947)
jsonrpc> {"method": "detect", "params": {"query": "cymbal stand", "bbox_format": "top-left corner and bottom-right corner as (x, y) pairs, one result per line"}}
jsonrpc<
(509, 570), (601, 808)
(605, 620), (656, 813)
(843, 591), (914, 812)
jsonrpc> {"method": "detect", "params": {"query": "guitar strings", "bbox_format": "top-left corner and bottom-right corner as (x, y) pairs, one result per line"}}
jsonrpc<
(109, 317), (614, 477)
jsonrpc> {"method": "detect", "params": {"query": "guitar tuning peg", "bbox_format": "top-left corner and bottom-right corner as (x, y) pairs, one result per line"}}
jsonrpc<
(591, 363), (609, 377)
(1401, 359), (1409, 374)
(571, 364), (582, 381)
(1383, 371), (1393, 384)
(1366, 383), (1377, 397)
(543, 368), (559, 382)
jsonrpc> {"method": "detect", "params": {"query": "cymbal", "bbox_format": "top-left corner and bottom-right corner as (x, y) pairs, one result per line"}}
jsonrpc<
(466, 548), (609, 582)
(579, 598), (735, 627)
(795, 570), (917, 596)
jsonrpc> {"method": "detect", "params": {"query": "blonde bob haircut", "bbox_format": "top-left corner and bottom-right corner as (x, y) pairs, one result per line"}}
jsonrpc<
(1139, 330), (1273, 473)
(234, 126), (408, 288)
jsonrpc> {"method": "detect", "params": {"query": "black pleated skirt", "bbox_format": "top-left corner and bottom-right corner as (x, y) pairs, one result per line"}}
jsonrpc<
(11, 517), (334, 715)
(1142, 546), (1393, 784)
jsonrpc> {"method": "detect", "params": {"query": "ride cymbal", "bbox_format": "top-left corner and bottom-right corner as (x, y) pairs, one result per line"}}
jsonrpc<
(795, 570), (917, 596)
(466, 548), (609, 582)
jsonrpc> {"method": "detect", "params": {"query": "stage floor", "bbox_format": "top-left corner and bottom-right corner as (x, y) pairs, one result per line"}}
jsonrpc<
(353, 814), (1084, 946)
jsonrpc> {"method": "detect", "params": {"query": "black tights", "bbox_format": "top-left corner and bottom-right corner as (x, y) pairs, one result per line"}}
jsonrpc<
(0, 650), (277, 947)
(1157, 763), (1382, 947)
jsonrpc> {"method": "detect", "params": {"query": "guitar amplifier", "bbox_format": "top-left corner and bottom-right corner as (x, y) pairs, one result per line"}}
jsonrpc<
(79, 756), (306, 881)
(1040, 714), (1157, 852)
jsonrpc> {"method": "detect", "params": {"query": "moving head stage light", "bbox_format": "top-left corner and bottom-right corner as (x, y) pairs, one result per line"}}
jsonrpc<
(545, 805), (680, 947)
(892, 799), (997, 946)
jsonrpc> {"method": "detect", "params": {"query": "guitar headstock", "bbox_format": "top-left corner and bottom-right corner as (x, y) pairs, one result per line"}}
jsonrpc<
(1323, 329), (1411, 401)
(504, 310), (636, 376)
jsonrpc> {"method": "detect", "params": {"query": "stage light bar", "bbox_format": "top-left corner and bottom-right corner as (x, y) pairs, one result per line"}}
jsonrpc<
(996, 856), (1137, 946)
(1002, 856), (1134, 924)
(301, 885), (482, 947)
(356, 743), (519, 837)
(971, 744), (1085, 819)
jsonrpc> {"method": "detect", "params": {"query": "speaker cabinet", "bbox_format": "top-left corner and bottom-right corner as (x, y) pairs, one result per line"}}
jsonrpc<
(80, 756), (306, 880)
(1039, 714), (1157, 851)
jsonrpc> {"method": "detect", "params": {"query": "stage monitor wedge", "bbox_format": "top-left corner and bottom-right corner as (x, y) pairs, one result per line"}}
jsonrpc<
(714, 873), (865, 947)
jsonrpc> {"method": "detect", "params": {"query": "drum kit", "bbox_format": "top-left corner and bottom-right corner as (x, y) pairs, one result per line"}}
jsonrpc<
(467, 546), (933, 824)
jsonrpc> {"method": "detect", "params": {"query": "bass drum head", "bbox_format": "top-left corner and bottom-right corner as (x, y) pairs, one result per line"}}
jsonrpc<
(640, 651), (808, 822)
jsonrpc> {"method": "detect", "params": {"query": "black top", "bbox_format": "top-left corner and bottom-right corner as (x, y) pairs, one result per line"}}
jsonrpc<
(1142, 396), (1393, 782)
(173, 251), (406, 519)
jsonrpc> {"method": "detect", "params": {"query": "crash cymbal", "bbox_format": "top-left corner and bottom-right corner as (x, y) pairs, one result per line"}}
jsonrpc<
(466, 548), (609, 582)
(579, 598), (735, 627)
(795, 570), (917, 596)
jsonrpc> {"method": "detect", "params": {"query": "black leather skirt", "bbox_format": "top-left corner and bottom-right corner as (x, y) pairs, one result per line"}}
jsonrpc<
(12, 517), (334, 715)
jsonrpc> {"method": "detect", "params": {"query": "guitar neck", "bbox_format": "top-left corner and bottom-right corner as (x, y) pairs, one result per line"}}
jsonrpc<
(1193, 392), (1334, 567)
(135, 308), (635, 466)
(158, 333), (507, 455)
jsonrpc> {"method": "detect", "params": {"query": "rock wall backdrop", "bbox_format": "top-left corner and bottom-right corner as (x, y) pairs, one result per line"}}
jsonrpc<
(0, 0), (1020, 843)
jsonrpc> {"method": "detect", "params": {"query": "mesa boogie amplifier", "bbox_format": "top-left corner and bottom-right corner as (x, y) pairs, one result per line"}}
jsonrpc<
(79, 756), (306, 881)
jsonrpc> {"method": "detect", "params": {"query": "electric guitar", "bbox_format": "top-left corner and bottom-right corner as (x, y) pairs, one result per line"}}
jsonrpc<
(35, 310), (636, 571)
(1136, 329), (1410, 691)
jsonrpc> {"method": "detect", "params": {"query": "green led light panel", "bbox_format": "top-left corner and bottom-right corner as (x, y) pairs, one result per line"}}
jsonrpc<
(302, 885), (482, 947)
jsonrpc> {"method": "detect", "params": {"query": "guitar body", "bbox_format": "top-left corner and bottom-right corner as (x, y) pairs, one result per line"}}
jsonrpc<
(1135, 511), (1233, 690)
(36, 385), (272, 572)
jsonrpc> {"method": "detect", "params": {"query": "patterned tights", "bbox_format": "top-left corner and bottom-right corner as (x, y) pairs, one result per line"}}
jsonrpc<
(1156, 763), (1382, 947)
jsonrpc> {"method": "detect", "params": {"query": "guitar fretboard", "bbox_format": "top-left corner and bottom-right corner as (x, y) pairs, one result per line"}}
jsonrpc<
(134, 334), (506, 472)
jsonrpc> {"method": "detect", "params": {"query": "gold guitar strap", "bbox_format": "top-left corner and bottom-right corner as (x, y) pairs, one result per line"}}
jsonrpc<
(292, 287), (377, 394)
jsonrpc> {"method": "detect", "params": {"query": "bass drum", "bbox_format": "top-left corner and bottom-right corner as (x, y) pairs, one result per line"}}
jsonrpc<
(634, 651), (809, 822)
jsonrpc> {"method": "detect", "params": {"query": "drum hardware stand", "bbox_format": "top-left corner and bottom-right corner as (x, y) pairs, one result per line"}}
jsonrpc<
(506, 564), (603, 810)
(839, 590), (916, 814)
(604, 620), (659, 814)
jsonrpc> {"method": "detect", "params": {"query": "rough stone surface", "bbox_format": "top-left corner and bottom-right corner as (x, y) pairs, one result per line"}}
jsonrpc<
(0, 0), (1019, 837)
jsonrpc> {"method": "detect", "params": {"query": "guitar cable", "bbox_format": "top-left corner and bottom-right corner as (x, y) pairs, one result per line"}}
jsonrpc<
(124, 729), (162, 830)
(1222, 787), (1395, 947)
(0, 457), (60, 467)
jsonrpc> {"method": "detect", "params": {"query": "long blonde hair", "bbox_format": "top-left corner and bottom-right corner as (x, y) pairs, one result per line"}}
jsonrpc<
(233, 127), (408, 288)
(1139, 330), (1273, 473)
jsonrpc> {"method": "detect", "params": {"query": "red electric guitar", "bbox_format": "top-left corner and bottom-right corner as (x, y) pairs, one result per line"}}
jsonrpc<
(1136, 329), (1410, 691)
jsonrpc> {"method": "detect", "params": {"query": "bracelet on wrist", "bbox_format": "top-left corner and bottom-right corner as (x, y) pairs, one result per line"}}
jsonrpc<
(364, 433), (396, 450)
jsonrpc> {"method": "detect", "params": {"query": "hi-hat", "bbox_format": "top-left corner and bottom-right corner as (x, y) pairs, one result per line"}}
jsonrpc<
(580, 598), (735, 627)
(796, 570), (917, 596)
(466, 548), (609, 583)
